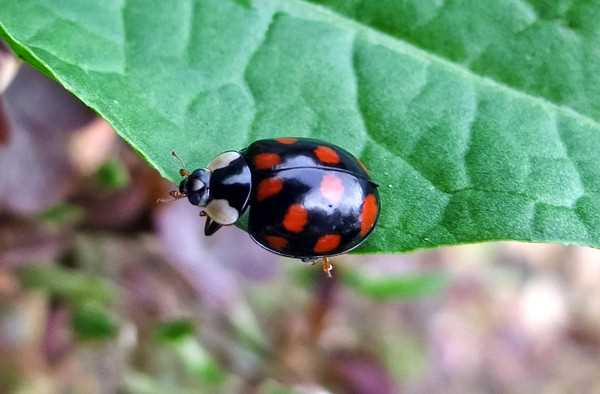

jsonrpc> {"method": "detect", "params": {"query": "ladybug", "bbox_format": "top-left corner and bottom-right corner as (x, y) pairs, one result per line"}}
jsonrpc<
(166, 137), (380, 276)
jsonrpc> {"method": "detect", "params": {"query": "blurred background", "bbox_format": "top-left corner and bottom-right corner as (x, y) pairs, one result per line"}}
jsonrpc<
(3, 42), (600, 394)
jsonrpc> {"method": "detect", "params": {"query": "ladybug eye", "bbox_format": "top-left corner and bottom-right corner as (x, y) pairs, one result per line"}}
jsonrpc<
(190, 178), (205, 192)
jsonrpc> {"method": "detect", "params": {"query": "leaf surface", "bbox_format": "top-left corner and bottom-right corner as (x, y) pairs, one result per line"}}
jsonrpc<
(2, 0), (600, 252)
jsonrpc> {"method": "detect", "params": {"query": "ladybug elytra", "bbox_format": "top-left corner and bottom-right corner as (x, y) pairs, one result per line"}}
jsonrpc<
(167, 137), (380, 276)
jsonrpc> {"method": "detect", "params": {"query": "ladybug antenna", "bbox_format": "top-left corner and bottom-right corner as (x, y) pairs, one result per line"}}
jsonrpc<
(171, 150), (190, 177)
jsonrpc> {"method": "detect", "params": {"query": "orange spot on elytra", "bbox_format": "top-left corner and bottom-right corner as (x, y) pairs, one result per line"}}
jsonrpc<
(257, 177), (283, 201)
(320, 175), (344, 203)
(275, 137), (297, 144)
(314, 234), (341, 254)
(254, 153), (281, 170)
(360, 194), (378, 236)
(283, 204), (308, 233)
(314, 146), (340, 164)
(265, 235), (288, 251)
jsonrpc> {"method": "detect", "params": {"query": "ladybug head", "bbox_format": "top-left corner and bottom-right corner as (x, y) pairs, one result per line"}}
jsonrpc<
(158, 151), (212, 206)
(179, 168), (211, 206)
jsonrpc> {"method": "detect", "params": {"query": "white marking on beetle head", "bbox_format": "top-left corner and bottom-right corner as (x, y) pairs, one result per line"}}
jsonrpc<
(190, 178), (205, 192)
(205, 199), (239, 225)
(208, 151), (241, 171)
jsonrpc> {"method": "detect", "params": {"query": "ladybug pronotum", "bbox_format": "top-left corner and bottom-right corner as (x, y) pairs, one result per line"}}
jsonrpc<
(166, 137), (380, 276)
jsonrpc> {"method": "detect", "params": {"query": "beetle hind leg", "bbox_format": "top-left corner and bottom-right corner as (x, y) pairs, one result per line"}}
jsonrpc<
(321, 257), (334, 278)
(301, 257), (335, 278)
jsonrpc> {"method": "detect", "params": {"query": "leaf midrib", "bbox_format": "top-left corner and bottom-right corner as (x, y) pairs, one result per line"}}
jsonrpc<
(281, 0), (600, 131)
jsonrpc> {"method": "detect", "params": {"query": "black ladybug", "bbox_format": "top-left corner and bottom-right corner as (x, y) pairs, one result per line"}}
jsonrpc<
(167, 137), (380, 276)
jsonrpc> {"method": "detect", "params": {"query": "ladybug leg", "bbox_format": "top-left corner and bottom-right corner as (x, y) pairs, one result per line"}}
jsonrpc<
(204, 216), (223, 236)
(156, 190), (186, 204)
(321, 257), (334, 278)
(300, 257), (334, 277)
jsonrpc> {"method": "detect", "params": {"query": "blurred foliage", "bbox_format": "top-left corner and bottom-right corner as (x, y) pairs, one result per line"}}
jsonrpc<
(19, 265), (116, 306)
(71, 301), (119, 341)
(155, 319), (196, 343)
(95, 158), (130, 191)
(341, 270), (447, 302)
(37, 203), (85, 226)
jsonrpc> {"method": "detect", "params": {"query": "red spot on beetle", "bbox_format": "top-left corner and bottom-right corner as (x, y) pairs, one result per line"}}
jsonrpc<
(320, 174), (344, 203)
(265, 235), (288, 251)
(314, 146), (340, 164)
(257, 177), (283, 201)
(276, 137), (297, 144)
(314, 234), (341, 254)
(283, 204), (308, 233)
(360, 194), (378, 236)
(254, 153), (281, 170)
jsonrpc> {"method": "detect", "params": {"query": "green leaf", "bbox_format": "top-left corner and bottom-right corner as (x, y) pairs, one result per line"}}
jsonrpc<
(71, 301), (119, 340)
(258, 380), (301, 394)
(37, 203), (85, 225)
(153, 320), (227, 386)
(155, 319), (196, 343)
(95, 158), (131, 190)
(166, 336), (227, 386)
(2, 1), (600, 252)
(19, 265), (116, 305)
(342, 270), (447, 301)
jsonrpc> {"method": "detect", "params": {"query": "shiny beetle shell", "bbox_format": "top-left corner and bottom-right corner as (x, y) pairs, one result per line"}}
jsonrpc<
(244, 138), (379, 259)
(178, 137), (380, 260)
